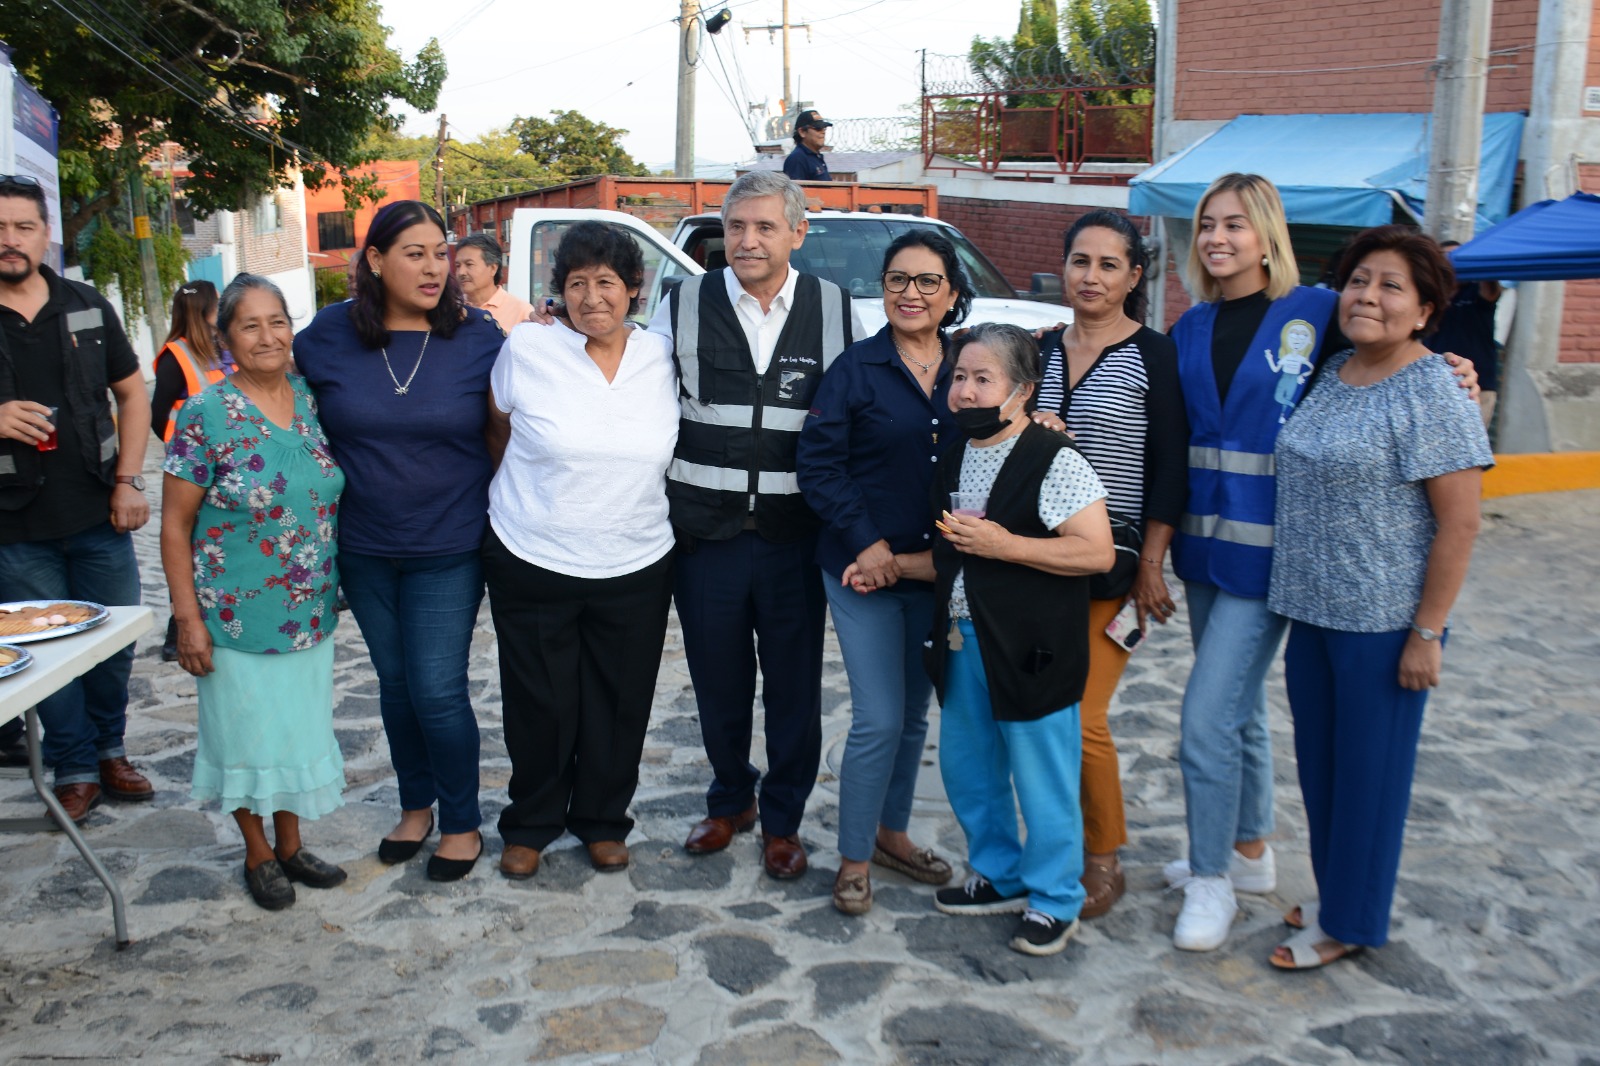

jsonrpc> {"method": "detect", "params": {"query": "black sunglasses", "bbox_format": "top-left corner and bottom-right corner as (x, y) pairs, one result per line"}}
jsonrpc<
(0, 174), (43, 188)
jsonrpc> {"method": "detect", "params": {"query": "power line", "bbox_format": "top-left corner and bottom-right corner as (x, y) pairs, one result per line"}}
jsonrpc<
(44, 0), (317, 163)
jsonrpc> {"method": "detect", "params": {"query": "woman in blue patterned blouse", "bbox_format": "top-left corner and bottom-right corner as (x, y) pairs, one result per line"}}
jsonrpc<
(161, 275), (349, 911)
(1266, 226), (1492, 969)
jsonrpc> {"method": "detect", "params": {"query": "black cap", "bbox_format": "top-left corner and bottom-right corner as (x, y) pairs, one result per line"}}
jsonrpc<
(794, 109), (833, 132)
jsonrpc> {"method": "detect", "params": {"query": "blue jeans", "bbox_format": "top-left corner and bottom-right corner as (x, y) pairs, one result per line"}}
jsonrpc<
(0, 522), (141, 785)
(939, 619), (1085, 921)
(1179, 581), (1287, 877)
(823, 573), (936, 863)
(339, 549), (484, 834)
(1286, 623), (1435, 946)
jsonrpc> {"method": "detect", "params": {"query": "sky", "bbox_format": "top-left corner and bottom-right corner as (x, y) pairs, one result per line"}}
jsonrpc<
(376, 0), (1023, 168)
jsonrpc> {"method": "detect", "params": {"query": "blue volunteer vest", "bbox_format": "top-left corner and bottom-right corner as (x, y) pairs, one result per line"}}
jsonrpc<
(1170, 285), (1338, 599)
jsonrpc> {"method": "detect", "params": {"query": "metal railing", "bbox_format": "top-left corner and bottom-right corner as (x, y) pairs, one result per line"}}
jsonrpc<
(920, 42), (1155, 174)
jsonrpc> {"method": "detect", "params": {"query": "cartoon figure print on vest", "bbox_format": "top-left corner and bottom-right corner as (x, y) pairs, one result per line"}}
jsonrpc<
(1267, 319), (1317, 424)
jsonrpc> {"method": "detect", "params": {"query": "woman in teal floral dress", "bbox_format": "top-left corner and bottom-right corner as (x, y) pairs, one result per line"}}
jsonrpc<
(159, 275), (349, 911)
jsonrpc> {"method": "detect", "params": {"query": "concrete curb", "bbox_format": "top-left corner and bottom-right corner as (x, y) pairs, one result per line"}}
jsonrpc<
(1482, 451), (1600, 499)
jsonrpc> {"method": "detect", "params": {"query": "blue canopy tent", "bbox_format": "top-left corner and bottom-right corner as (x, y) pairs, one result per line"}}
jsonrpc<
(1449, 192), (1600, 281)
(1129, 112), (1525, 229)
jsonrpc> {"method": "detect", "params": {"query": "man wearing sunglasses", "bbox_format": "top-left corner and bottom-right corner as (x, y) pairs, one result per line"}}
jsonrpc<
(0, 174), (154, 822)
(782, 110), (833, 183)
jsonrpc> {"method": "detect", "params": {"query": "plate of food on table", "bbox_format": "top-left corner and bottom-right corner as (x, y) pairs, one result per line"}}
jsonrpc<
(0, 600), (110, 644)
(0, 643), (32, 679)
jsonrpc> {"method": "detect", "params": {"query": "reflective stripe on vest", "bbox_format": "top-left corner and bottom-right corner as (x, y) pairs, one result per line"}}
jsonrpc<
(157, 339), (226, 442)
(668, 458), (801, 496)
(1188, 445), (1275, 477)
(1180, 512), (1275, 548)
(679, 401), (808, 432)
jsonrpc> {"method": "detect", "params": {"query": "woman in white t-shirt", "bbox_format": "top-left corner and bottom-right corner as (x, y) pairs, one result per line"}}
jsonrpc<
(483, 221), (679, 880)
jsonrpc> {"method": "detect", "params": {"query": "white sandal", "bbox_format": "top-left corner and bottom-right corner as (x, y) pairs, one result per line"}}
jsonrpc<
(1270, 919), (1363, 970)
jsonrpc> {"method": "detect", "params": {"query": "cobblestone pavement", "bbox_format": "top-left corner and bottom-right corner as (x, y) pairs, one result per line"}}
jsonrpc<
(1, 467), (1597, 1064)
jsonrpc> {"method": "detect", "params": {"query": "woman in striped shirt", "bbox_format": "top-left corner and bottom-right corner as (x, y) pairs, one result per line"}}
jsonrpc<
(1032, 209), (1188, 920)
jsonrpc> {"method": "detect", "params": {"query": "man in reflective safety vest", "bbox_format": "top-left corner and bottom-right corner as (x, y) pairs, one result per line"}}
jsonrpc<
(649, 171), (863, 880)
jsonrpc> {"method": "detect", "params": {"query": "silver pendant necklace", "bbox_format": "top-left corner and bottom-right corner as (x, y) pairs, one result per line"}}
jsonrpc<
(893, 337), (936, 373)
(380, 332), (430, 395)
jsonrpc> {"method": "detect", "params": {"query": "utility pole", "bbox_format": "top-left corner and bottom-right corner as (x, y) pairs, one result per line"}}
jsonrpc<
(745, 3), (810, 114)
(434, 114), (448, 215)
(675, 0), (701, 178)
(127, 167), (167, 347)
(1423, 0), (1492, 243)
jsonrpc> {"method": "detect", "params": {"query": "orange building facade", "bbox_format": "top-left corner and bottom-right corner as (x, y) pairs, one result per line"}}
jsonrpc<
(304, 160), (423, 271)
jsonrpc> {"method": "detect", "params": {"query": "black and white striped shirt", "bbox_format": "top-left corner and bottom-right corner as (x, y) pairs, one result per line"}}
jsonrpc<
(1036, 325), (1188, 526)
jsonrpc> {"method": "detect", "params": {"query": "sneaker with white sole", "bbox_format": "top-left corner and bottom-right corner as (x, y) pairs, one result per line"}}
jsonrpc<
(1173, 875), (1238, 951)
(1009, 909), (1079, 956)
(934, 874), (1028, 916)
(1162, 844), (1276, 894)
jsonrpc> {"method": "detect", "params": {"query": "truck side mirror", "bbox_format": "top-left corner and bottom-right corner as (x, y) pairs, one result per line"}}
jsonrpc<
(661, 275), (685, 295)
(1030, 273), (1063, 300)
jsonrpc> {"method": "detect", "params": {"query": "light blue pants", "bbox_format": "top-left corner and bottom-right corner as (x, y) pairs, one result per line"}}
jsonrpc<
(824, 574), (936, 863)
(939, 619), (1085, 921)
(1179, 582), (1287, 877)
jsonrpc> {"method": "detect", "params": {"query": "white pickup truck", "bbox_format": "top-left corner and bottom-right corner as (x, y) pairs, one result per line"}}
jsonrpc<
(504, 208), (1070, 335)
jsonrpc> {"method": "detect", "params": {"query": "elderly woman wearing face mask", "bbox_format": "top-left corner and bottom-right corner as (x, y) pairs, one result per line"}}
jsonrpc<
(894, 323), (1113, 957)
(455, 232), (535, 334)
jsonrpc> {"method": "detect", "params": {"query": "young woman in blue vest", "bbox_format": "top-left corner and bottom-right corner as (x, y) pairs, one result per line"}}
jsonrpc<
(151, 280), (229, 662)
(796, 230), (974, 916)
(1164, 174), (1477, 952)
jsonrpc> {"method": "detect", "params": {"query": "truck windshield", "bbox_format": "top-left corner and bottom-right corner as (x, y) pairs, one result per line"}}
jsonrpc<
(684, 218), (1017, 300)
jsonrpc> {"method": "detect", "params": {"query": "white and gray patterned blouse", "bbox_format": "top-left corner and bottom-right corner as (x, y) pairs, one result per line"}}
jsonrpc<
(1267, 350), (1492, 632)
(949, 433), (1107, 619)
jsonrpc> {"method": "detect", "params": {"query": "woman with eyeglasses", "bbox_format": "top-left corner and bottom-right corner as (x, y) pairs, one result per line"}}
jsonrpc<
(796, 230), (974, 915)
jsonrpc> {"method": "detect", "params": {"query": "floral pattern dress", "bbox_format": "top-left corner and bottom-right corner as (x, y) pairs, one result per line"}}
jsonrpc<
(164, 376), (345, 653)
(164, 375), (349, 819)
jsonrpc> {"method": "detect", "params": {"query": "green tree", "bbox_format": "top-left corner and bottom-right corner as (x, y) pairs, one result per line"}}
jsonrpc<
(969, 0), (1068, 105)
(0, 1), (446, 257)
(509, 111), (650, 182)
(1061, 0), (1156, 100)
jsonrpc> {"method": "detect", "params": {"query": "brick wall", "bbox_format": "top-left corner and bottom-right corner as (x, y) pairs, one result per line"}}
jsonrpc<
(1557, 163), (1600, 364)
(941, 196), (1197, 327)
(237, 185), (306, 276)
(1175, 0), (1537, 120)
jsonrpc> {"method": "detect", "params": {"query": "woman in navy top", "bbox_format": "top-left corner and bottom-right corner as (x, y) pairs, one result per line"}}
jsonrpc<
(293, 200), (504, 882)
(796, 230), (972, 916)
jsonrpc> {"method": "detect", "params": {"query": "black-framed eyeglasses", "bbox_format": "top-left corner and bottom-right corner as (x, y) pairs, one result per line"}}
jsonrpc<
(0, 174), (43, 189)
(882, 271), (946, 295)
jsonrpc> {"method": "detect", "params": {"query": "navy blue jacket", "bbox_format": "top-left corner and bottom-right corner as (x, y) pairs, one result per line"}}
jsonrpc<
(796, 326), (956, 580)
(782, 144), (831, 181)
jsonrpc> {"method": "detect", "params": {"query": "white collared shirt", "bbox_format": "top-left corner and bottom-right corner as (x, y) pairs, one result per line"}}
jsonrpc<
(647, 266), (866, 373)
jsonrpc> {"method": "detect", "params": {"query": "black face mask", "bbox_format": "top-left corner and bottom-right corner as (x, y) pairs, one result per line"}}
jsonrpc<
(952, 385), (1023, 440)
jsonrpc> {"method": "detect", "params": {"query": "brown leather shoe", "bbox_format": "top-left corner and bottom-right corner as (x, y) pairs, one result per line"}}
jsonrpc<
(587, 840), (630, 872)
(684, 803), (757, 854)
(761, 832), (807, 880)
(98, 757), (153, 802)
(500, 845), (541, 880)
(54, 782), (101, 824)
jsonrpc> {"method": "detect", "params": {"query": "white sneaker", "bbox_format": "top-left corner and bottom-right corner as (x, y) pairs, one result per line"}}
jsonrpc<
(1173, 875), (1238, 951)
(1162, 844), (1276, 894)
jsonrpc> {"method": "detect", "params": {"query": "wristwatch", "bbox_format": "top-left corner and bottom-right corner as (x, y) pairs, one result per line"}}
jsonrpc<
(114, 475), (146, 491)
(1410, 623), (1440, 642)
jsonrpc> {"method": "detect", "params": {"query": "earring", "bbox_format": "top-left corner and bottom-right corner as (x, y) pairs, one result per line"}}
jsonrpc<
(373, 269), (382, 279)
(1262, 255), (1269, 266)
(1415, 322), (1424, 330)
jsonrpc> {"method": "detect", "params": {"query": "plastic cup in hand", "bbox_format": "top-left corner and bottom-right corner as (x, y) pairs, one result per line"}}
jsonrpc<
(36, 406), (59, 452)
(949, 491), (987, 518)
